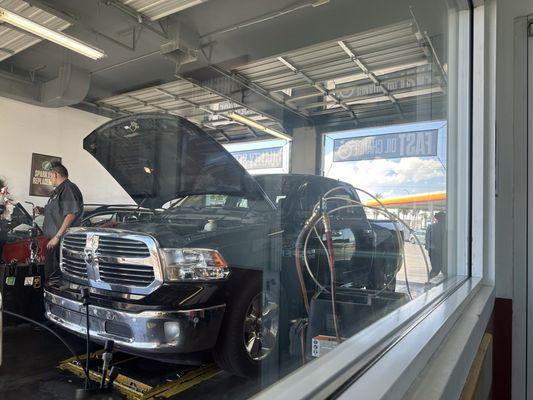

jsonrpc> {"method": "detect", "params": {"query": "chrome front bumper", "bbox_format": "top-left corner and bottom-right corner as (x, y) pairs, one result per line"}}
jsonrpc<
(44, 291), (225, 354)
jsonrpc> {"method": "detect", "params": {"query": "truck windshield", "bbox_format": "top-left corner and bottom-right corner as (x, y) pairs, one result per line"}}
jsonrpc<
(253, 175), (292, 207)
(161, 194), (268, 213)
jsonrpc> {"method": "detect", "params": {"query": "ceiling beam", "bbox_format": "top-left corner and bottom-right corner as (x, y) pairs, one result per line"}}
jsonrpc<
(206, 63), (311, 122)
(337, 40), (404, 119)
(154, 86), (235, 124)
(103, 86), (273, 140)
(98, 0), (168, 40)
(24, 0), (76, 24)
(276, 56), (359, 125)
(175, 73), (286, 127)
(409, 6), (447, 85)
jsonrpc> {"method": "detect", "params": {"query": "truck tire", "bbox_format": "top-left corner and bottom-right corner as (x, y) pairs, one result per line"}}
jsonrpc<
(213, 278), (287, 377)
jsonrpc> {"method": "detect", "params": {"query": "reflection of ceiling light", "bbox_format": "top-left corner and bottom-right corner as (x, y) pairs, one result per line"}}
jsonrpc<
(0, 7), (106, 60)
(227, 112), (292, 141)
(144, 167), (153, 174)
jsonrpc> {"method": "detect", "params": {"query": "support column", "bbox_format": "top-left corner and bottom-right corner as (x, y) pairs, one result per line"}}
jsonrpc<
(290, 126), (321, 175)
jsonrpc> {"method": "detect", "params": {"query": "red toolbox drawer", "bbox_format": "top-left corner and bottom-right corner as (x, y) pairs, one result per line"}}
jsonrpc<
(3, 236), (47, 265)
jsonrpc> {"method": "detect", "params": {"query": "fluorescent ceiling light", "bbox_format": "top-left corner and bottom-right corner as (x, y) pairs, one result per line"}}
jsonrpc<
(0, 7), (106, 60)
(227, 112), (292, 141)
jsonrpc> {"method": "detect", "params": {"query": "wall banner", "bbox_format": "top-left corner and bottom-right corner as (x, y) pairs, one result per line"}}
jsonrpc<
(230, 147), (283, 170)
(333, 130), (438, 162)
(29, 153), (62, 197)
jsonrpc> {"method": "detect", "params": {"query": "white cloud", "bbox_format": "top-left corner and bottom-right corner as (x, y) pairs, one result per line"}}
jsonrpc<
(327, 157), (445, 197)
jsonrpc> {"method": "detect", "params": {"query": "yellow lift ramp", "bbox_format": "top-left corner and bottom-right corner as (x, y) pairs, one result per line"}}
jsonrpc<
(58, 350), (222, 399)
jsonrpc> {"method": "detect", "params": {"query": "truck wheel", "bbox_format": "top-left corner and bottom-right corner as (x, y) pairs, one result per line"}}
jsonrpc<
(213, 279), (285, 377)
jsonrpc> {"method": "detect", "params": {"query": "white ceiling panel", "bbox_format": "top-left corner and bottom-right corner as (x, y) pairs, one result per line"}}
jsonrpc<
(98, 76), (286, 142)
(234, 20), (446, 123)
(0, 0), (71, 62)
(120, 0), (209, 21)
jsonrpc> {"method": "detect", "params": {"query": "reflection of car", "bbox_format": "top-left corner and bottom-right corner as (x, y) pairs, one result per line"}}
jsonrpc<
(409, 229), (427, 245)
(44, 114), (403, 377)
(1, 204), (158, 265)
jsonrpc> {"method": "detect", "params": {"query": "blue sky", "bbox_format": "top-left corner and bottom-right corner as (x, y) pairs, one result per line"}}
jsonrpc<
(323, 120), (447, 200)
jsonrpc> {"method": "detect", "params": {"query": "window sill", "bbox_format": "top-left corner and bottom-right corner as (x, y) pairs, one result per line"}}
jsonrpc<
(403, 283), (494, 399)
(252, 277), (492, 400)
(340, 279), (493, 399)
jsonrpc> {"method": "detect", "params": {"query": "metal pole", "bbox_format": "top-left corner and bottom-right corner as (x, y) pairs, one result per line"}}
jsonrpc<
(85, 302), (90, 388)
(80, 288), (91, 389)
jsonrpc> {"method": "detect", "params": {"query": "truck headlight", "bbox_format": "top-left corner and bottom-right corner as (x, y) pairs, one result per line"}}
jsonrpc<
(160, 248), (229, 281)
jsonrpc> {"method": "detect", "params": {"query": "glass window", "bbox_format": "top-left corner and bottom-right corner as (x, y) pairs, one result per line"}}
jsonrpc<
(256, 0), (470, 394)
(323, 121), (452, 293)
(38, 1), (471, 399)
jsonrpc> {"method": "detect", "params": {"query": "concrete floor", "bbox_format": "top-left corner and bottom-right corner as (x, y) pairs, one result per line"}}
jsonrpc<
(0, 323), (123, 400)
(0, 323), (263, 400)
(398, 241), (431, 284)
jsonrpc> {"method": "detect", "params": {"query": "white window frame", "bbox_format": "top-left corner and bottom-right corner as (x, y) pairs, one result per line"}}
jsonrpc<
(517, 12), (533, 400)
(528, 16), (533, 400)
(252, 2), (496, 399)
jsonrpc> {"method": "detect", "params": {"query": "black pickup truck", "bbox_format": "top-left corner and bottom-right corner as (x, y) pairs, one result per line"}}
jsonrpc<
(44, 114), (402, 377)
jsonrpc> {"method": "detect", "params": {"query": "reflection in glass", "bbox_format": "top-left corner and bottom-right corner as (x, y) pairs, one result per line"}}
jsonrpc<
(35, 0), (471, 398)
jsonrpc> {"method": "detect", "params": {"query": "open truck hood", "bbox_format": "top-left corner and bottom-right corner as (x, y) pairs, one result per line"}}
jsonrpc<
(84, 114), (274, 209)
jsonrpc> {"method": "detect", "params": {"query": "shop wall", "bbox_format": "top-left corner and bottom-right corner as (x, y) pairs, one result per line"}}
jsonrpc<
(0, 97), (133, 207)
(492, 0), (533, 398)
(494, 0), (533, 299)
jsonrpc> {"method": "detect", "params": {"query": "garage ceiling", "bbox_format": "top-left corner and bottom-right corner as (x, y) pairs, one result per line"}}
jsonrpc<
(0, 0), (70, 62)
(96, 19), (445, 141)
(0, 0), (449, 142)
(233, 19), (445, 130)
(98, 76), (286, 142)
(119, 0), (210, 21)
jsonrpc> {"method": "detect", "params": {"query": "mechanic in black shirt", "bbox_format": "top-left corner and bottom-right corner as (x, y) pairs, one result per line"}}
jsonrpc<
(42, 161), (84, 279)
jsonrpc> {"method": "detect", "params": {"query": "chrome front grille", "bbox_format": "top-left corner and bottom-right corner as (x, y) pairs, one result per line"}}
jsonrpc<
(98, 261), (154, 286)
(63, 234), (151, 258)
(62, 253), (88, 279)
(60, 228), (161, 294)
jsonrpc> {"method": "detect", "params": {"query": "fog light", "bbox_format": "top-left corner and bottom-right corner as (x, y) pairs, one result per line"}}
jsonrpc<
(164, 321), (181, 342)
